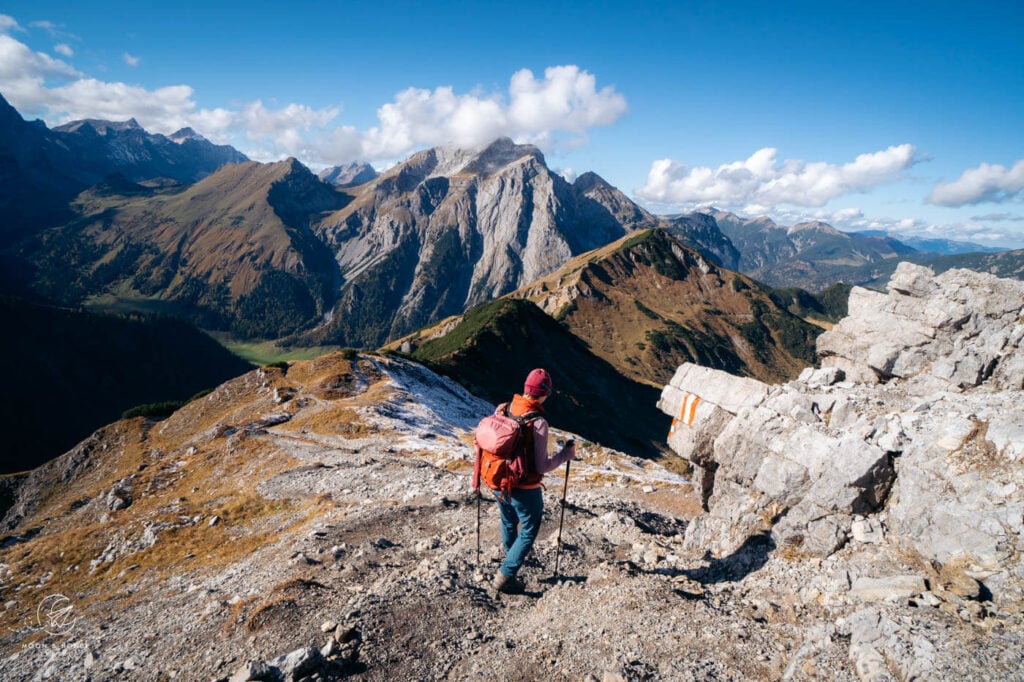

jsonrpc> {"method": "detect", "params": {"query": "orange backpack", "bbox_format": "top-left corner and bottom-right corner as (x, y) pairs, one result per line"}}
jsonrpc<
(472, 403), (542, 500)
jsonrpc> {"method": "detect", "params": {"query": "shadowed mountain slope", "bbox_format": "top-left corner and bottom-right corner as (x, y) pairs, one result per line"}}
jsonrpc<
(0, 297), (253, 473)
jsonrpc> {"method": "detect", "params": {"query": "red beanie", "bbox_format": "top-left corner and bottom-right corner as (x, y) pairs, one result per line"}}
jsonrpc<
(524, 368), (552, 397)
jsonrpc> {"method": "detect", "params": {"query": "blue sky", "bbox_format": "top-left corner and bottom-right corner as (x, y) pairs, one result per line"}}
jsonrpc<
(2, 1), (1023, 247)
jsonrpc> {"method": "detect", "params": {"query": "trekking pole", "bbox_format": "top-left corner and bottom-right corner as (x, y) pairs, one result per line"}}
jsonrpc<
(475, 489), (482, 566)
(552, 456), (572, 580)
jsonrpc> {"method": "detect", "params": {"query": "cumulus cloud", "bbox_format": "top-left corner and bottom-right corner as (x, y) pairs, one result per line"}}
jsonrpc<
(54, 43), (73, 57)
(361, 65), (626, 159)
(928, 159), (1024, 206)
(636, 145), (918, 209)
(0, 23), (625, 166)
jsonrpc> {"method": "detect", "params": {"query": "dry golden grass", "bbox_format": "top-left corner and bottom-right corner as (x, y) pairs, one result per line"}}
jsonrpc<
(0, 407), (317, 642)
(281, 405), (377, 438)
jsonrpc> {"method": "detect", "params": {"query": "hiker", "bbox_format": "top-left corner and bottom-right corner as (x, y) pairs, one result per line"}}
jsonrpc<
(475, 368), (575, 594)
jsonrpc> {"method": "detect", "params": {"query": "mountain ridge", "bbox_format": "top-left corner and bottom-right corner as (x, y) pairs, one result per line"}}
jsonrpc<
(0, 93), (248, 243)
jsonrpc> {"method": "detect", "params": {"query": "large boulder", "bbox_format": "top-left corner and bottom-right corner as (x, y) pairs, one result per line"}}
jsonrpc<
(817, 263), (1024, 388)
(659, 263), (1024, 605)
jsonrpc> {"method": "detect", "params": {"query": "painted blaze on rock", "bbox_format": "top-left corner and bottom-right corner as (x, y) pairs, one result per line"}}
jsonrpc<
(658, 263), (1024, 586)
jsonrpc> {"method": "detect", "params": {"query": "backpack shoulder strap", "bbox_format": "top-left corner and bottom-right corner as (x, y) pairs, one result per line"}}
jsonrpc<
(514, 411), (544, 425)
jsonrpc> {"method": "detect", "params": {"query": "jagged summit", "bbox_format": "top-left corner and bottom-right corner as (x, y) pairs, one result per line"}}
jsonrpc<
(54, 117), (144, 135)
(318, 161), (378, 188)
(169, 126), (206, 143)
(459, 136), (545, 176)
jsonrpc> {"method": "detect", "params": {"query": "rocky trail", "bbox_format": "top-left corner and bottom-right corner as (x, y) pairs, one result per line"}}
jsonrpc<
(0, 263), (1022, 681)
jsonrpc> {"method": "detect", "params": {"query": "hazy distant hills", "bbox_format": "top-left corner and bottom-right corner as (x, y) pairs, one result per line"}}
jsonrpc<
(866, 234), (1004, 255)
(858, 248), (1024, 289)
(0, 297), (252, 473)
(702, 208), (918, 290)
(0, 93), (247, 243)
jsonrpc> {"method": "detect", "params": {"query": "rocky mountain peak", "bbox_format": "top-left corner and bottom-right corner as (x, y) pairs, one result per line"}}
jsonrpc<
(310, 139), (651, 347)
(317, 161), (378, 188)
(459, 136), (545, 176)
(787, 220), (844, 236)
(169, 126), (205, 143)
(55, 117), (144, 136)
(572, 170), (613, 192)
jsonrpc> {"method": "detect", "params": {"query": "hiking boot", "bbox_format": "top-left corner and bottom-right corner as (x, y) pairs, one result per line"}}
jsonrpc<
(492, 572), (525, 595)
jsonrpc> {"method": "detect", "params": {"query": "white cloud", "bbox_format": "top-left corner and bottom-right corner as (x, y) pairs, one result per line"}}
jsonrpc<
(0, 25), (625, 166)
(928, 159), (1024, 206)
(28, 20), (57, 32)
(54, 43), (73, 57)
(636, 145), (918, 209)
(507, 65), (627, 133)
(361, 66), (625, 160)
(123, 52), (140, 67)
(44, 79), (197, 130)
(971, 212), (1024, 223)
(0, 14), (22, 33)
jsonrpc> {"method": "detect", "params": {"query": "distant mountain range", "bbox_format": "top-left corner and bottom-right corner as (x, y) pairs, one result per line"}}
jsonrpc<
(852, 231), (1005, 256)
(3, 94), (1021, 347)
(0, 93), (247, 243)
(700, 209), (917, 291)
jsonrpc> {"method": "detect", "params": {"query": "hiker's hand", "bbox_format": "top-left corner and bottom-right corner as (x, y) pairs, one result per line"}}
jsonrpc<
(564, 441), (576, 459)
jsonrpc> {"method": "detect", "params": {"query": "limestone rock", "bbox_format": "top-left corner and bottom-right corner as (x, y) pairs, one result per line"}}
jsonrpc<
(660, 263), (1024, 571)
(850, 575), (927, 602)
(229, 661), (274, 682)
(269, 646), (322, 679)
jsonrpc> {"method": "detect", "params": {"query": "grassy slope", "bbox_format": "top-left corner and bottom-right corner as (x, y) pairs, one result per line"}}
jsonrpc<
(512, 229), (821, 387)
(411, 298), (670, 459)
